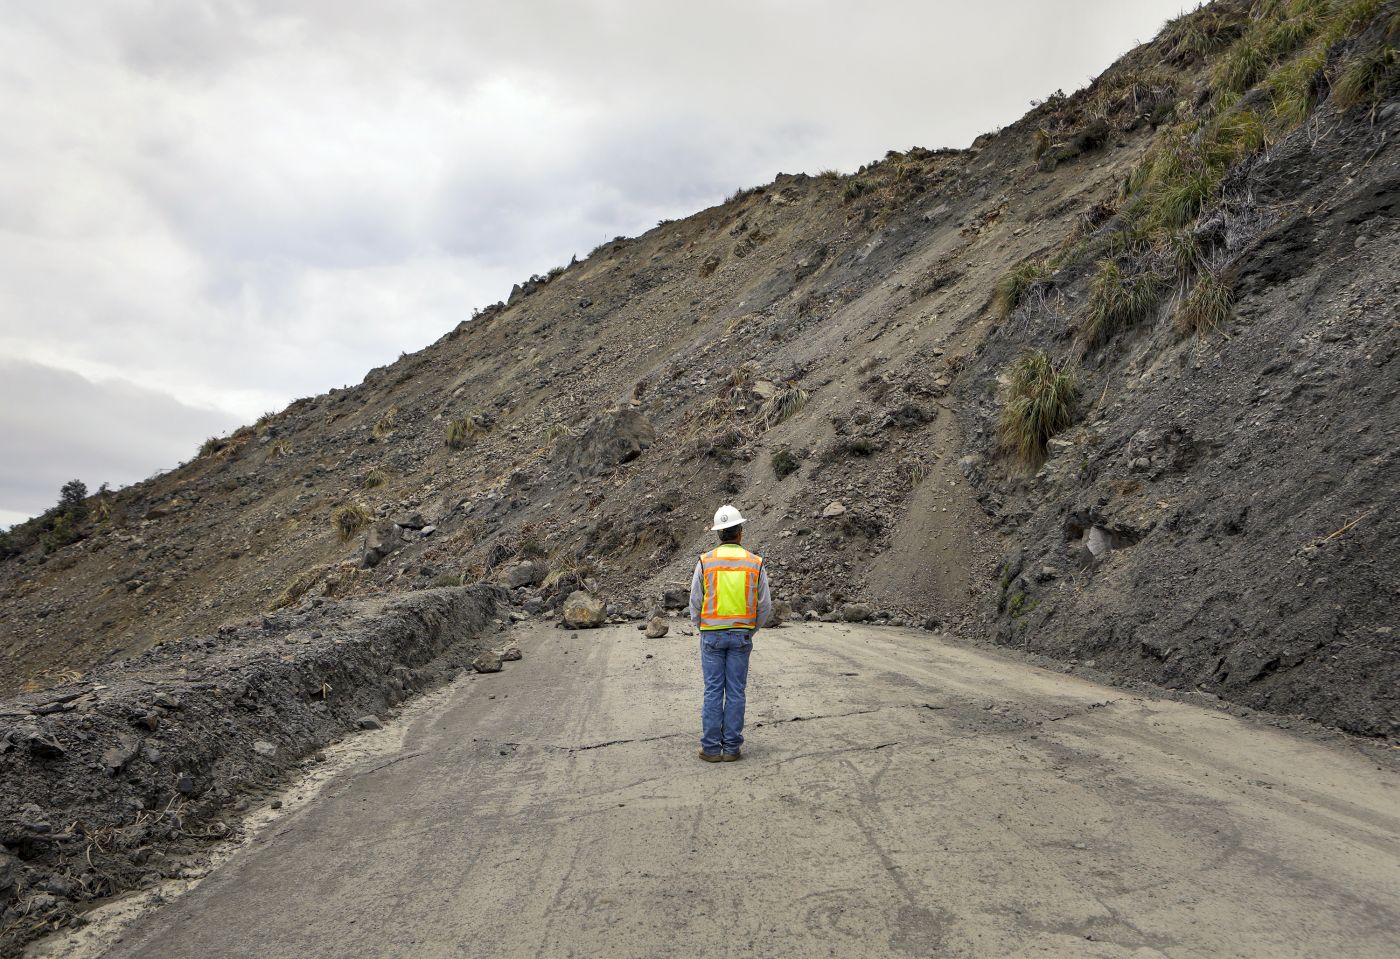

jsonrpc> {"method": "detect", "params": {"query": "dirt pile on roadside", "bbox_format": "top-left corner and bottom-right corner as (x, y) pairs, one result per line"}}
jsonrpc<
(0, 0), (1396, 744)
(0, 586), (504, 953)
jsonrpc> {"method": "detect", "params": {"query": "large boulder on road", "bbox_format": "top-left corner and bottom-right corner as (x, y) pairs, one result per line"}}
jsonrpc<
(563, 591), (607, 629)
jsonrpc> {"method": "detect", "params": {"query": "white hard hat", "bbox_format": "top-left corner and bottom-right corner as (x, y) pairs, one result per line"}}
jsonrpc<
(710, 504), (746, 531)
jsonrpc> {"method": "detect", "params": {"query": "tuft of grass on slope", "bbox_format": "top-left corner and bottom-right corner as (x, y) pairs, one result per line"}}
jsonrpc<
(1176, 268), (1235, 335)
(993, 259), (1050, 318)
(1333, 45), (1398, 107)
(999, 350), (1078, 463)
(1080, 260), (1164, 353)
(331, 503), (372, 542)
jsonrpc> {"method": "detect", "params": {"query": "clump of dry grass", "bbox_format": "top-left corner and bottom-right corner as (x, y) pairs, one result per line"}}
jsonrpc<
(446, 413), (491, 450)
(372, 406), (398, 439)
(331, 503), (372, 542)
(759, 382), (809, 429)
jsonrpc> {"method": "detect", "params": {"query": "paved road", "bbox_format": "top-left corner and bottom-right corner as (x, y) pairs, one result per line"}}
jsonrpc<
(91, 623), (1400, 958)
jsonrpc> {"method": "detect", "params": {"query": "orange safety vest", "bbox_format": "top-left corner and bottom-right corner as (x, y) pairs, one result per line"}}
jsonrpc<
(698, 544), (764, 630)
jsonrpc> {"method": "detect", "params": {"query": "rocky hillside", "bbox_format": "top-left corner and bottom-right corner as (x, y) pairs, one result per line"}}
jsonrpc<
(2, 0), (1397, 737)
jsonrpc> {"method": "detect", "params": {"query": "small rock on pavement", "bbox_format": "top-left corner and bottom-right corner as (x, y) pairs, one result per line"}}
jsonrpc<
(499, 644), (522, 662)
(356, 715), (385, 730)
(562, 590), (607, 629)
(644, 616), (669, 638)
(822, 501), (847, 518)
(472, 651), (504, 674)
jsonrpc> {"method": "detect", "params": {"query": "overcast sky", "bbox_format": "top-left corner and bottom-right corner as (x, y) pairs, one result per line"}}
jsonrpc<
(0, 0), (1188, 528)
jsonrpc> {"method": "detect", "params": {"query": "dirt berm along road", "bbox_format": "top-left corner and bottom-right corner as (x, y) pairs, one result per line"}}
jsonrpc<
(58, 623), (1400, 959)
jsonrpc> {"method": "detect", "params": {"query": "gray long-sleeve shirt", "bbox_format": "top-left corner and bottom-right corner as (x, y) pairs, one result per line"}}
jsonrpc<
(689, 553), (772, 632)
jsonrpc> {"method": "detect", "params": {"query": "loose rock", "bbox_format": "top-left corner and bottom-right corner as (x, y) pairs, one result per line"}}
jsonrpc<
(472, 651), (504, 674)
(563, 591), (607, 629)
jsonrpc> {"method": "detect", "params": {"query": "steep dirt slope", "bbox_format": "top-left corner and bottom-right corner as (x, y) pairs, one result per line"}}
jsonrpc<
(1, 0), (1396, 737)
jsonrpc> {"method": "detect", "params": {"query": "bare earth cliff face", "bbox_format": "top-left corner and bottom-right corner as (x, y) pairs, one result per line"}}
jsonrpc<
(1, 4), (1396, 732)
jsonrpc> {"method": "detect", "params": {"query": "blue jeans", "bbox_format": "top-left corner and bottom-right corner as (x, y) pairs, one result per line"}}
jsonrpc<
(700, 629), (753, 754)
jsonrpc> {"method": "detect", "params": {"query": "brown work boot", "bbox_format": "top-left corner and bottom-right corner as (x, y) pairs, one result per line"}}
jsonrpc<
(720, 750), (742, 762)
(698, 750), (723, 763)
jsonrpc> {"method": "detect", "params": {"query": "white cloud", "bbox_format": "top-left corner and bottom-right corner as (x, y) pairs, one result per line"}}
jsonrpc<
(0, 0), (1189, 522)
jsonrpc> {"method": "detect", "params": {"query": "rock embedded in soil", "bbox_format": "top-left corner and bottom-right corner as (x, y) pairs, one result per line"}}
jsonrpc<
(822, 501), (847, 518)
(362, 520), (403, 569)
(504, 560), (548, 589)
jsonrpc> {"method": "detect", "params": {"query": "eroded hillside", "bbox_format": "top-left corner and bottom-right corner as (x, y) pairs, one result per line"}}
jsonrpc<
(2, 0), (1396, 737)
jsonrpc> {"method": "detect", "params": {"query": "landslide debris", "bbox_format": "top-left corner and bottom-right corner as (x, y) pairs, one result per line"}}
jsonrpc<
(0, 0), (1395, 746)
(0, 586), (503, 956)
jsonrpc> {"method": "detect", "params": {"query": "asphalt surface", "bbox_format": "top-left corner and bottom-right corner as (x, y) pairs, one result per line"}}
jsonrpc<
(75, 622), (1400, 958)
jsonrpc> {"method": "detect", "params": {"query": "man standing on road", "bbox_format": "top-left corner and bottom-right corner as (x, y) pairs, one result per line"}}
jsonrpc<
(690, 504), (772, 763)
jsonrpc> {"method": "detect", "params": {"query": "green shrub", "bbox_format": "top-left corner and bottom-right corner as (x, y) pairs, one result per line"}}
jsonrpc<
(771, 447), (800, 479)
(1177, 269), (1235, 335)
(999, 350), (1077, 464)
(1080, 260), (1164, 352)
(993, 259), (1050, 318)
(40, 513), (80, 552)
(332, 503), (372, 542)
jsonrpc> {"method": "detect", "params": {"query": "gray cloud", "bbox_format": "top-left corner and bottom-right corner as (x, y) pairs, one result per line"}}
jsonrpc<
(0, 359), (243, 524)
(0, 0), (1188, 524)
